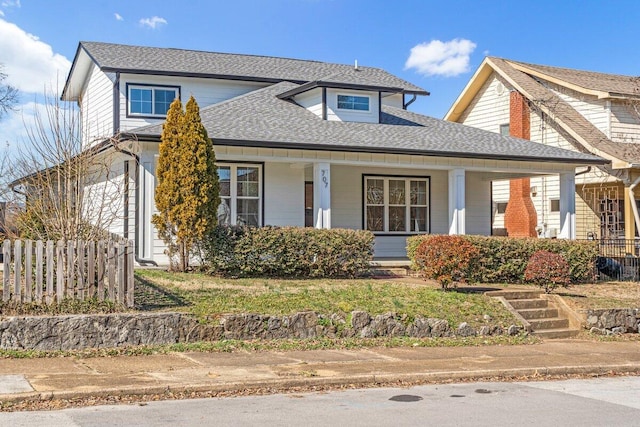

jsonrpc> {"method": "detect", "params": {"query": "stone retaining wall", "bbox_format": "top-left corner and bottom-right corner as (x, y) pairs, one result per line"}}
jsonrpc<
(0, 311), (517, 351)
(586, 309), (640, 335)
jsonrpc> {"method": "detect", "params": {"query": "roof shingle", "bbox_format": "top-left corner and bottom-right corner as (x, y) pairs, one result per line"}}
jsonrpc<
(80, 41), (427, 94)
(132, 81), (604, 165)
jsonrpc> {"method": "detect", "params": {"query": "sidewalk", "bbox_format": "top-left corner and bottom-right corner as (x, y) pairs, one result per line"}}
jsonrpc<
(1, 340), (640, 403)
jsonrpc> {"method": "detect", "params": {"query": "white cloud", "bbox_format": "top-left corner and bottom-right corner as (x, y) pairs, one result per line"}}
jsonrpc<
(114, 13), (123, 21)
(139, 16), (167, 29)
(0, 10), (4, 16)
(0, 19), (71, 94)
(405, 38), (477, 77)
(1, 0), (21, 8)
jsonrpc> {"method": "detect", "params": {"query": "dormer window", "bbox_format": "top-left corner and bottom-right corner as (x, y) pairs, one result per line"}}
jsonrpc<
(127, 84), (180, 117)
(337, 94), (370, 112)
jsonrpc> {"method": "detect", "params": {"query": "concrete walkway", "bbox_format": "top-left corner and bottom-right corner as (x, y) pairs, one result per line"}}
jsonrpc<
(1, 340), (640, 403)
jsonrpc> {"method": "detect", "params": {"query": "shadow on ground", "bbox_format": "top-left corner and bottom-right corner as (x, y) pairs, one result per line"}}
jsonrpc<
(134, 276), (190, 311)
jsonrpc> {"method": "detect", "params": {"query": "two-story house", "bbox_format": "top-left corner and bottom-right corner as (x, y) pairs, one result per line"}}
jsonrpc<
(60, 42), (604, 265)
(446, 57), (640, 243)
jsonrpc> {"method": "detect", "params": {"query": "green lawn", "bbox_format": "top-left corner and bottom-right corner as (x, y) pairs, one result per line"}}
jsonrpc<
(134, 270), (517, 328)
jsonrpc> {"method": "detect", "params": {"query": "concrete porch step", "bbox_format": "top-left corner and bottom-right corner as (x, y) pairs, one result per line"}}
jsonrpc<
(518, 307), (558, 320)
(368, 258), (413, 277)
(532, 328), (581, 339)
(528, 317), (569, 330)
(485, 290), (542, 300)
(508, 298), (549, 310)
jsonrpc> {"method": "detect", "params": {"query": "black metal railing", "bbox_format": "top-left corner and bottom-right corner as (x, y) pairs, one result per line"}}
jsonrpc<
(592, 238), (640, 282)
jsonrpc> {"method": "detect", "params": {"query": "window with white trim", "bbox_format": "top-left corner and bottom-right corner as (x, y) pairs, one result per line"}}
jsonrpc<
(217, 164), (262, 227)
(364, 176), (429, 233)
(128, 85), (179, 117)
(337, 94), (370, 111)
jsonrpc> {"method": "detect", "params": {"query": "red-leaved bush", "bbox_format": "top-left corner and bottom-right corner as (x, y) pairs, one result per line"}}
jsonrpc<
(414, 235), (480, 290)
(524, 250), (570, 293)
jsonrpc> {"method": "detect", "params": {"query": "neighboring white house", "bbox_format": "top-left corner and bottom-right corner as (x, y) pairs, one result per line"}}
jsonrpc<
(445, 57), (640, 241)
(60, 42), (604, 265)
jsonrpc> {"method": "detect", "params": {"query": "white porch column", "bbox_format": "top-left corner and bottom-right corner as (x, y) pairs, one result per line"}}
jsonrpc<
(313, 162), (331, 229)
(448, 168), (466, 235)
(559, 172), (576, 239)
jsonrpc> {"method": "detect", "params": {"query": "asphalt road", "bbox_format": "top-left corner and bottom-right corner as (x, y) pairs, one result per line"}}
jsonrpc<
(2, 376), (640, 426)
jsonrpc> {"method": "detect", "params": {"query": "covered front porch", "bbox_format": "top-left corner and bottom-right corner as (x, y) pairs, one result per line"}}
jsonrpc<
(207, 144), (581, 258)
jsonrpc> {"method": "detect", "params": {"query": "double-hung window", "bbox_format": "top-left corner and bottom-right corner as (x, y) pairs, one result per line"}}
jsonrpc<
(337, 94), (370, 111)
(364, 176), (429, 233)
(217, 164), (262, 227)
(128, 85), (179, 117)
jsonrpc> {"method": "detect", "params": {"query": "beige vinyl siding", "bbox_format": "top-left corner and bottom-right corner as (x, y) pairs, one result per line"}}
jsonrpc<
(491, 180), (509, 230)
(576, 186), (601, 239)
(119, 74), (267, 131)
(547, 84), (610, 136)
(458, 73), (510, 133)
(610, 102), (640, 143)
(81, 64), (115, 146)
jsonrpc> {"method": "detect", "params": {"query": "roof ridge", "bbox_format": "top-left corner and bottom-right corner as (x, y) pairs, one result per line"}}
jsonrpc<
(79, 41), (379, 71)
(486, 56), (639, 80)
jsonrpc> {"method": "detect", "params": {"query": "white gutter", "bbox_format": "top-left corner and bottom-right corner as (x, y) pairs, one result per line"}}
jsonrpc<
(629, 175), (640, 236)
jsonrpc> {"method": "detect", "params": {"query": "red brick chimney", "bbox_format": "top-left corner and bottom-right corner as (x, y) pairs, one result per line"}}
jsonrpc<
(504, 91), (538, 237)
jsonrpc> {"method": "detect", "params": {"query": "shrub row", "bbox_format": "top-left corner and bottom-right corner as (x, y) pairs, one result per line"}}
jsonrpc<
(203, 226), (374, 278)
(407, 235), (598, 284)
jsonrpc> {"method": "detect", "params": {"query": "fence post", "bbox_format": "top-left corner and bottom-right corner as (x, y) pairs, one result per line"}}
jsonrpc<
(35, 240), (43, 304)
(66, 241), (74, 299)
(77, 240), (85, 300)
(24, 240), (32, 303)
(97, 240), (105, 301)
(56, 240), (64, 303)
(107, 240), (115, 301)
(87, 241), (95, 298)
(117, 242), (125, 304)
(2, 240), (10, 302)
(46, 240), (54, 304)
(126, 240), (134, 308)
(12, 240), (21, 302)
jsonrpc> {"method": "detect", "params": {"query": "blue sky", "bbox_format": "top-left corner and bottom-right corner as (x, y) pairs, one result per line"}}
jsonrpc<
(1, 0), (639, 146)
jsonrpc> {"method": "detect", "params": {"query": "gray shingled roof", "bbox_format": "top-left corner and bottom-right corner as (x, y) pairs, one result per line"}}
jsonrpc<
(132, 81), (605, 165)
(503, 58), (640, 98)
(488, 58), (640, 164)
(79, 41), (427, 94)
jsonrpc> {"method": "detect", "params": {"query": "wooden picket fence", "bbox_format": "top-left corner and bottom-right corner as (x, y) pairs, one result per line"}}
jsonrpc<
(1, 239), (135, 307)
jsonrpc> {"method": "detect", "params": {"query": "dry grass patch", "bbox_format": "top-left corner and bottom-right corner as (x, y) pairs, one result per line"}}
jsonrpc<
(558, 282), (640, 311)
(134, 270), (517, 328)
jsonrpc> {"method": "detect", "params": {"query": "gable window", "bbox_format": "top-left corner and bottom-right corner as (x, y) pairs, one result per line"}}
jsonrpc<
(499, 123), (510, 136)
(496, 202), (508, 214)
(364, 176), (429, 234)
(550, 198), (560, 212)
(337, 94), (370, 111)
(217, 163), (262, 227)
(127, 84), (180, 117)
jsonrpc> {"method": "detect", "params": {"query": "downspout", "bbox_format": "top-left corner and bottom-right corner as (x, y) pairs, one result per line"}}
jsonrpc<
(403, 94), (417, 110)
(119, 147), (158, 266)
(629, 175), (640, 239)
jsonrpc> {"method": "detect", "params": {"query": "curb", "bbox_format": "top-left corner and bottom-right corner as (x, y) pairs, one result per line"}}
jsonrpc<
(2, 363), (640, 405)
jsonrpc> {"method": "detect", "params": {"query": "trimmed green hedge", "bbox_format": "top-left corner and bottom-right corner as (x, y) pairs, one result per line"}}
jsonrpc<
(407, 235), (598, 284)
(203, 226), (374, 278)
